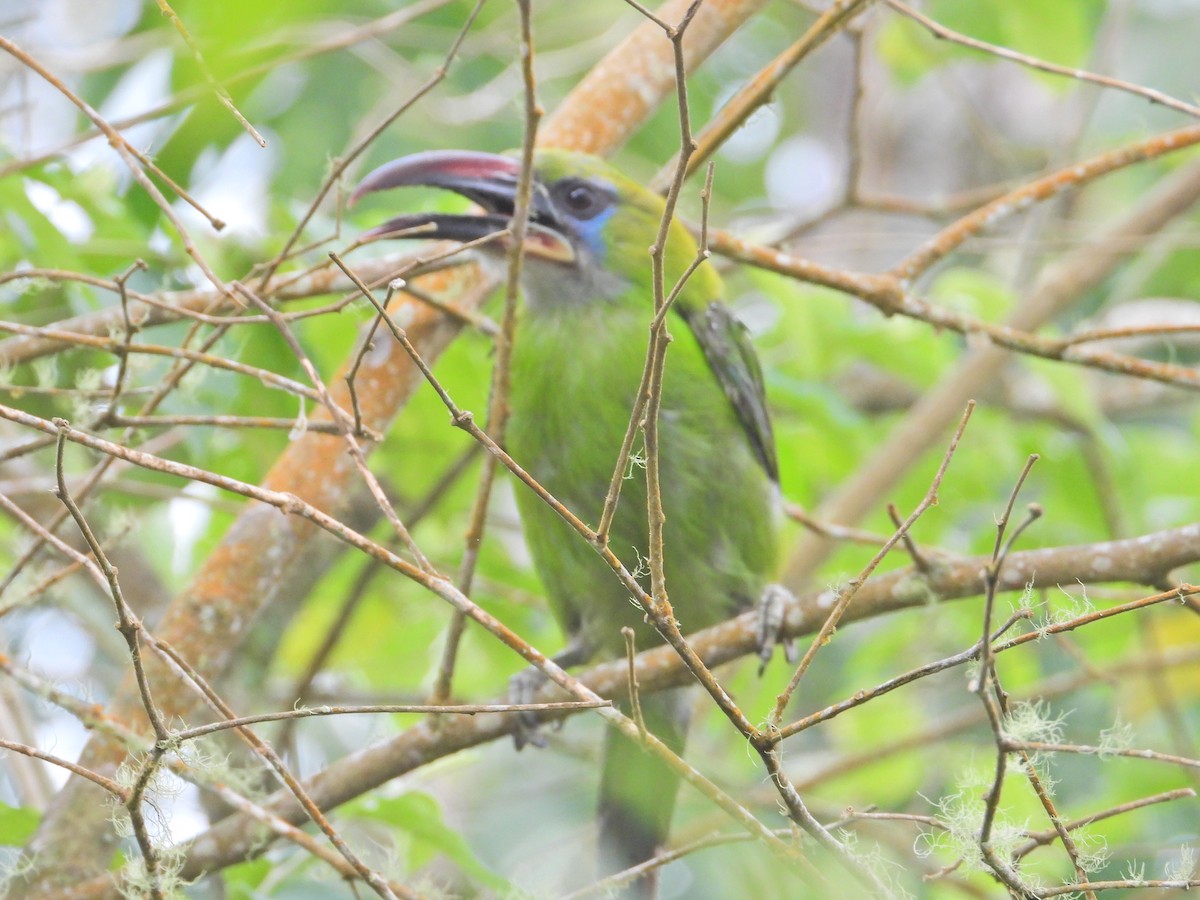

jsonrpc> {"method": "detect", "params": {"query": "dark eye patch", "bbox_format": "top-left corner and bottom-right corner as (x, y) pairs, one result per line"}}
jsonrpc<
(554, 178), (612, 220)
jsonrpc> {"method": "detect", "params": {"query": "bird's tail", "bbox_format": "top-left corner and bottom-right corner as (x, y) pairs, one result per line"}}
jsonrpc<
(597, 688), (691, 898)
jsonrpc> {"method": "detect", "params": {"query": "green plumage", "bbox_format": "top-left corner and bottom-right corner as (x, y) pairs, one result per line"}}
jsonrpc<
(508, 243), (778, 655)
(507, 151), (778, 653)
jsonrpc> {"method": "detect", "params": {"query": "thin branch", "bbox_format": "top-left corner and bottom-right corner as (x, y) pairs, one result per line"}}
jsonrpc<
(235, 282), (433, 572)
(1006, 741), (1200, 770)
(768, 401), (974, 727)
(146, 641), (405, 899)
(893, 121), (1200, 283)
(0, 491), (107, 591)
(0, 36), (230, 289)
(709, 230), (1200, 392)
(0, 740), (128, 800)
(53, 427), (170, 898)
(1012, 788), (1197, 860)
(105, 414), (369, 437)
(155, 0), (267, 145)
(173, 700), (611, 743)
(651, 0), (876, 190)
(886, 0), (1200, 120)
(255, 0), (486, 289)
(101, 259), (149, 420)
(0, 0), (458, 182)
(622, 626), (647, 740)
(0, 318), (339, 407)
(431, 0), (543, 706)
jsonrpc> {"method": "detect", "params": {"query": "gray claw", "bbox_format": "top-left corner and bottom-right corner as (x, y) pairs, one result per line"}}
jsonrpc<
(507, 638), (594, 748)
(509, 665), (549, 750)
(756, 583), (795, 675)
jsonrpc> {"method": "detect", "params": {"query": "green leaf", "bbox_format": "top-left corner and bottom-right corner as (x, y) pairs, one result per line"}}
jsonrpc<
(995, 0), (1100, 69)
(1027, 356), (1104, 431)
(353, 792), (510, 892)
(876, 16), (942, 85)
(0, 804), (40, 845)
(930, 267), (1015, 322)
(878, 0), (1101, 84)
(223, 856), (272, 896)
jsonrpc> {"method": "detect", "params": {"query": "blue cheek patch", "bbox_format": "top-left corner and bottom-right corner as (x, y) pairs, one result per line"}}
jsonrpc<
(573, 206), (617, 261)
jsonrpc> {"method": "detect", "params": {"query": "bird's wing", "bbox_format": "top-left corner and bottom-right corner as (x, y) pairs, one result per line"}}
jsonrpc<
(676, 300), (779, 482)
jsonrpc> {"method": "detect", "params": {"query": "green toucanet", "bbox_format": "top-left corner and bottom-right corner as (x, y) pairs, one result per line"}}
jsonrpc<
(352, 149), (785, 894)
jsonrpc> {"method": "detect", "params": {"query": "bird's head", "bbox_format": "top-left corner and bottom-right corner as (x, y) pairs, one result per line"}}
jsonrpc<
(350, 148), (715, 311)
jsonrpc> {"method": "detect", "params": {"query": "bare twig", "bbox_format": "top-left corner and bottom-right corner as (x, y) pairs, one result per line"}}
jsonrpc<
(886, 0), (1200, 120)
(431, 0), (543, 707)
(768, 401), (974, 726)
(155, 0), (268, 145)
(53, 426), (170, 898)
(255, 0), (486, 289)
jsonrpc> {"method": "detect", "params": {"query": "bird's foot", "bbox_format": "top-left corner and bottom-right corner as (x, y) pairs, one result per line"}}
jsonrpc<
(508, 637), (593, 749)
(756, 583), (797, 675)
(508, 665), (551, 750)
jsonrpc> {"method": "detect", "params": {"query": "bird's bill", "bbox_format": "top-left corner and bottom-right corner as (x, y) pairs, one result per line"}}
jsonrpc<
(350, 150), (575, 264)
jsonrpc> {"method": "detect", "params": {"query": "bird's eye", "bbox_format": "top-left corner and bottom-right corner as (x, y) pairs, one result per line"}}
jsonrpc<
(556, 180), (609, 220)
